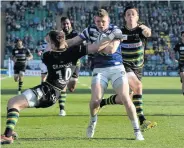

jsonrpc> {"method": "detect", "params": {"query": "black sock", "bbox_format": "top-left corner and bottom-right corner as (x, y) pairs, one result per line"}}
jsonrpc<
(132, 95), (146, 125)
(100, 94), (117, 108)
(58, 92), (67, 110)
(18, 81), (23, 91)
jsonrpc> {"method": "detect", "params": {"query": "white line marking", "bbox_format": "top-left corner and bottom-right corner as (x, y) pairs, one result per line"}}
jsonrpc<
(0, 76), (10, 80)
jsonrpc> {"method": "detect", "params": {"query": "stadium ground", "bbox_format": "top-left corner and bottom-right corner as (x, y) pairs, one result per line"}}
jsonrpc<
(1, 76), (184, 148)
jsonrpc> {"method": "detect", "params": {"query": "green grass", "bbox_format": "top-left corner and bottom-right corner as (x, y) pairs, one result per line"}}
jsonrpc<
(1, 76), (184, 148)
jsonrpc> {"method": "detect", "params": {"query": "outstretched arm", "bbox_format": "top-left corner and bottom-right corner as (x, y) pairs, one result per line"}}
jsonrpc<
(66, 36), (84, 48)
(87, 39), (120, 54)
(100, 40), (120, 54)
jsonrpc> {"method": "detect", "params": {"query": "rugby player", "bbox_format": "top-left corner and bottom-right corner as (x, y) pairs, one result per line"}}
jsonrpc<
(66, 9), (144, 140)
(173, 31), (184, 95)
(0, 30), (108, 145)
(11, 39), (33, 94)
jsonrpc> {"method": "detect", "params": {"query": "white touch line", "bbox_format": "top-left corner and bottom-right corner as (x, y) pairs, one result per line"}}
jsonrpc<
(0, 76), (10, 80)
(78, 81), (91, 89)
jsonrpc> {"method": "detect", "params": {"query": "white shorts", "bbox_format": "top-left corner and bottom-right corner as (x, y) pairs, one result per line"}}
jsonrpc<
(91, 65), (128, 90)
(40, 62), (48, 74)
(22, 89), (38, 107)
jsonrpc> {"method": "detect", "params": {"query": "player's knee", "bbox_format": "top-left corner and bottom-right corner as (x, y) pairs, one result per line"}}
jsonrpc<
(8, 97), (19, 109)
(14, 77), (18, 82)
(133, 82), (142, 94)
(90, 99), (101, 108)
(122, 98), (132, 108)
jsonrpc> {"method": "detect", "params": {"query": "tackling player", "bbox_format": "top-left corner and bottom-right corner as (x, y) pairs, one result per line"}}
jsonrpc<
(0, 30), (108, 145)
(11, 39), (33, 94)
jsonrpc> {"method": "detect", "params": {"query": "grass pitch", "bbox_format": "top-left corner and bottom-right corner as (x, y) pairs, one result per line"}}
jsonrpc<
(1, 76), (184, 148)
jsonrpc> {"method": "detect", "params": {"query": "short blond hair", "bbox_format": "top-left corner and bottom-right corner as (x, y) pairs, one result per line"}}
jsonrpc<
(96, 9), (109, 17)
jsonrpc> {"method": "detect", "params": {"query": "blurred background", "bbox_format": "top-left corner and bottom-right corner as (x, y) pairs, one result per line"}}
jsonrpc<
(1, 0), (184, 76)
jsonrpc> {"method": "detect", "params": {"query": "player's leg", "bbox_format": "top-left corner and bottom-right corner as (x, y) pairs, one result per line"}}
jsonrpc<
(17, 70), (25, 95)
(111, 66), (144, 140)
(128, 70), (157, 131)
(1, 83), (60, 145)
(58, 87), (67, 116)
(13, 65), (19, 82)
(179, 66), (184, 95)
(1, 91), (32, 144)
(87, 71), (108, 138)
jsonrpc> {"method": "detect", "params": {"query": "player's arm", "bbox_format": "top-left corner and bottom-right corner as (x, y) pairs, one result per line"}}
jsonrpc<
(87, 39), (111, 53)
(173, 44), (179, 63)
(11, 56), (17, 62)
(26, 49), (33, 60)
(92, 28), (125, 51)
(11, 50), (17, 62)
(100, 39), (120, 54)
(87, 39), (120, 54)
(139, 24), (151, 37)
(66, 36), (84, 48)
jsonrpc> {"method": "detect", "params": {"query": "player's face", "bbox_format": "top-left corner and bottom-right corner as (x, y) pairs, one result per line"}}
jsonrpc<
(182, 33), (184, 42)
(94, 16), (110, 32)
(45, 34), (50, 43)
(17, 40), (22, 48)
(61, 19), (71, 33)
(124, 9), (139, 25)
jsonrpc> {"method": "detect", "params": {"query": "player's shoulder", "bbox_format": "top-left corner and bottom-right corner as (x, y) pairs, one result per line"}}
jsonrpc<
(109, 24), (119, 29)
(71, 29), (79, 35)
(42, 51), (51, 56)
(12, 48), (16, 52)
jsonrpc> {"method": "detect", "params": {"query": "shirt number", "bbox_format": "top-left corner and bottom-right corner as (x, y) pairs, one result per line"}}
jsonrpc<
(56, 68), (72, 81)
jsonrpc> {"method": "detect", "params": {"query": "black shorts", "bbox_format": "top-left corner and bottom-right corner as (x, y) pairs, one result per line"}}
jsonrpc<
(71, 65), (80, 79)
(31, 82), (61, 108)
(14, 64), (26, 74)
(124, 65), (143, 81)
(179, 64), (184, 73)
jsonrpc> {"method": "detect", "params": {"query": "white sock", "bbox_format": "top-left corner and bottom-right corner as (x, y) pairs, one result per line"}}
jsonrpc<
(91, 114), (97, 122)
(131, 119), (140, 131)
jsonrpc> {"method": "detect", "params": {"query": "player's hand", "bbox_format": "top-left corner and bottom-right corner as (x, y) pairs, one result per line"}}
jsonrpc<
(108, 29), (123, 40)
(139, 24), (151, 37)
(13, 57), (17, 62)
(37, 51), (43, 56)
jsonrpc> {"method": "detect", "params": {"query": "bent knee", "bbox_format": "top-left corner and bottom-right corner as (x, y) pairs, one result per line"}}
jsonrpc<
(91, 99), (101, 107)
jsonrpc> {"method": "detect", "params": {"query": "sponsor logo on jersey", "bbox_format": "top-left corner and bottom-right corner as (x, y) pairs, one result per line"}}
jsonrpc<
(121, 41), (143, 48)
(52, 63), (72, 69)
(180, 47), (184, 50)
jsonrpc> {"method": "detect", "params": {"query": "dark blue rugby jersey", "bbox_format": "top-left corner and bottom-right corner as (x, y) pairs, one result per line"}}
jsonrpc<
(79, 24), (123, 68)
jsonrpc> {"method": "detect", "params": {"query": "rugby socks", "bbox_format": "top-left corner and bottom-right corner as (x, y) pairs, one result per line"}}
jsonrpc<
(91, 114), (97, 122)
(100, 94), (117, 108)
(58, 92), (67, 110)
(18, 81), (23, 92)
(4, 108), (19, 137)
(132, 95), (146, 125)
(131, 119), (140, 132)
